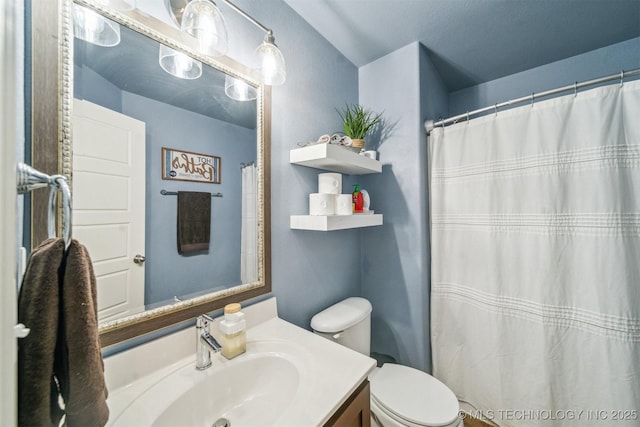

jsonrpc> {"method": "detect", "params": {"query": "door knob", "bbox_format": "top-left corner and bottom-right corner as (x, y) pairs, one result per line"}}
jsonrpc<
(133, 254), (146, 264)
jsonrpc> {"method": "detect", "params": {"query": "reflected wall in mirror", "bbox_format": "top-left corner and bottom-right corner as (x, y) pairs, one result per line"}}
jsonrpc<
(30, 0), (271, 347)
(73, 13), (257, 320)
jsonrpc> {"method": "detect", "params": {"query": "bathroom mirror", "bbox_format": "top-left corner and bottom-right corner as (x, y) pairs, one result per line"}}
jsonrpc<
(29, 0), (271, 346)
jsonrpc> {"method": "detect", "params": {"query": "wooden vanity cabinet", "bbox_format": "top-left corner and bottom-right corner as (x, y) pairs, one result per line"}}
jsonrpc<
(325, 379), (371, 427)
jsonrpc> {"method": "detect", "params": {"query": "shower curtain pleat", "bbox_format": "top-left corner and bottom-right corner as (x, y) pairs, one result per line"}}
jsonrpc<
(429, 81), (640, 426)
(240, 164), (258, 283)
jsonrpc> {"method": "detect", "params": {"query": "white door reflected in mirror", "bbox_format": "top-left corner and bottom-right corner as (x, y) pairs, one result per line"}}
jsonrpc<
(72, 99), (146, 322)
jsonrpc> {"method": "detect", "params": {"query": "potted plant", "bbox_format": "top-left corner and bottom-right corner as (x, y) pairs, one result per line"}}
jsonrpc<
(337, 104), (382, 150)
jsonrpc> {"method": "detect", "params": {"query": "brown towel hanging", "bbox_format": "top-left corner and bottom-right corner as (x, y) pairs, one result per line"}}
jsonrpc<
(18, 238), (109, 427)
(177, 191), (212, 254)
(56, 240), (109, 426)
(18, 238), (65, 426)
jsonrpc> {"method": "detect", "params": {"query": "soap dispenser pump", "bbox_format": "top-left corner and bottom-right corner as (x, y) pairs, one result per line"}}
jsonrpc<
(219, 303), (246, 359)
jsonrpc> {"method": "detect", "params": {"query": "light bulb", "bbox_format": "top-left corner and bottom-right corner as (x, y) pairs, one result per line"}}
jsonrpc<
(262, 50), (277, 83)
(82, 11), (105, 34)
(174, 52), (194, 73)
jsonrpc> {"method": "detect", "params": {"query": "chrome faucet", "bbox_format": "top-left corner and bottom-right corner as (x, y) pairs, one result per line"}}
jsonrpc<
(196, 314), (223, 370)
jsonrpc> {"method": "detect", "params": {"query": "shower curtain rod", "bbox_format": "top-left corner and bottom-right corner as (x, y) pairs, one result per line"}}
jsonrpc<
(425, 68), (640, 134)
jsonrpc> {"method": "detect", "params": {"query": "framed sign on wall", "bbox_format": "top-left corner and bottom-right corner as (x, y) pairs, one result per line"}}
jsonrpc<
(162, 147), (221, 184)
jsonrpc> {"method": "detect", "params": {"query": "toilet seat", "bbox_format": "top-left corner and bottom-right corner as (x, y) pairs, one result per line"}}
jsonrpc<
(369, 364), (460, 427)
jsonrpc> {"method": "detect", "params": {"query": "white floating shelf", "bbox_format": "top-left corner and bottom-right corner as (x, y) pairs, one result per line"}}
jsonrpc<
(290, 214), (383, 231)
(290, 144), (382, 175)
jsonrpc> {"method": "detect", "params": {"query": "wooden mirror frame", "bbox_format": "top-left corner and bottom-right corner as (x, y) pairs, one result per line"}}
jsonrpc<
(29, 0), (271, 347)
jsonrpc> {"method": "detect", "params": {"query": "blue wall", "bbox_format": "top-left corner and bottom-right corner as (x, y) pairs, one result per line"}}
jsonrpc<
(73, 65), (255, 306)
(215, 0), (363, 329)
(74, 63), (122, 112)
(121, 93), (255, 305)
(449, 37), (640, 116)
(358, 42), (447, 372)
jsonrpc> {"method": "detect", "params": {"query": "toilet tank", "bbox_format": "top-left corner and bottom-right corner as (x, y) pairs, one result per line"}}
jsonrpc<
(310, 297), (372, 356)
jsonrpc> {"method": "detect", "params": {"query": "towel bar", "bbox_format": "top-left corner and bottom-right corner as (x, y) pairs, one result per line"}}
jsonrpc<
(160, 189), (223, 197)
(17, 163), (72, 249)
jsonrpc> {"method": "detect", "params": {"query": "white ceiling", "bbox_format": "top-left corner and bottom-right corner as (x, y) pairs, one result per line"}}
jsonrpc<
(283, 0), (640, 91)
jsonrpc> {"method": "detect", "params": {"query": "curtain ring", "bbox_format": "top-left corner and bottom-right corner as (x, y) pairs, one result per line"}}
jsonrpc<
(574, 82), (578, 97)
(530, 93), (535, 107)
(466, 111), (469, 124)
(620, 70), (624, 87)
(439, 117), (444, 129)
(494, 104), (498, 116)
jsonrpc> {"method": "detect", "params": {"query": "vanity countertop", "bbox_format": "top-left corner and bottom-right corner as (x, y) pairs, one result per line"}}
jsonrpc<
(103, 297), (376, 426)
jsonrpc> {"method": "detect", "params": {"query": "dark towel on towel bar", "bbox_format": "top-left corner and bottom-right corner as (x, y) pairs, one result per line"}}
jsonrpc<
(18, 238), (109, 427)
(177, 191), (212, 254)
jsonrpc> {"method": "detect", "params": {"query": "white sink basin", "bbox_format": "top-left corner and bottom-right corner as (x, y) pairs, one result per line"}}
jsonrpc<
(104, 299), (376, 427)
(110, 340), (309, 427)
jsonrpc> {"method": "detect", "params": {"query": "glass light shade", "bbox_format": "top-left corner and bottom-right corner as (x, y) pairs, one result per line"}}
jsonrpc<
(224, 75), (257, 101)
(158, 44), (203, 80)
(253, 34), (286, 86)
(181, 0), (228, 57)
(73, 3), (121, 47)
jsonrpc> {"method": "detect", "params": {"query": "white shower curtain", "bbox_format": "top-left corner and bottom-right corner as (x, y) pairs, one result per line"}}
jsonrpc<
(240, 164), (258, 283)
(429, 81), (640, 426)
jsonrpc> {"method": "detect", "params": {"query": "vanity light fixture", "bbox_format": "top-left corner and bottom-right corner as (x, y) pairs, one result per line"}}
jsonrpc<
(181, 0), (229, 57)
(159, 44), (203, 80)
(224, 74), (257, 101)
(252, 30), (286, 86)
(73, 3), (121, 47)
(72, 0), (136, 47)
(219, 0), (286, 86)
(168, 0), (286, 86)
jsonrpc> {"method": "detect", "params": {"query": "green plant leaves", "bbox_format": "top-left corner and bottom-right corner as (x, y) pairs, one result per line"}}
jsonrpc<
(337, 104), (382, 139)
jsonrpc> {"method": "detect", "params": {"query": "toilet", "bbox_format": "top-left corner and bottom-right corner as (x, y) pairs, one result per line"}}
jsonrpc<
(311, 297), (462, 427)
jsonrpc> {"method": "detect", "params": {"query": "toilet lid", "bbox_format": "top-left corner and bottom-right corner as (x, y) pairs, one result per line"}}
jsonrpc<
(370, 364), (459, 427)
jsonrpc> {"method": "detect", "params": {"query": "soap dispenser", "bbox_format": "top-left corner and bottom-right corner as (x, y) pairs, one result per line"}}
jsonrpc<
(352, 184), (364, 213)
(219, 303), (246, 359)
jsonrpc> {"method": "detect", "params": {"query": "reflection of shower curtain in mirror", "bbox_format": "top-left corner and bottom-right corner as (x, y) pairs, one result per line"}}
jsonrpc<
(429, 81), (640, 426)
(241, 164), (258, 283)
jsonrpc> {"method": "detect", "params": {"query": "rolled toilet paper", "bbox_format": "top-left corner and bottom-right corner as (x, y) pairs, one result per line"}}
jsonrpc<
(309, 193), (335, 215)
(318, 173), (342, 194)
(335, 194), (353, 215)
